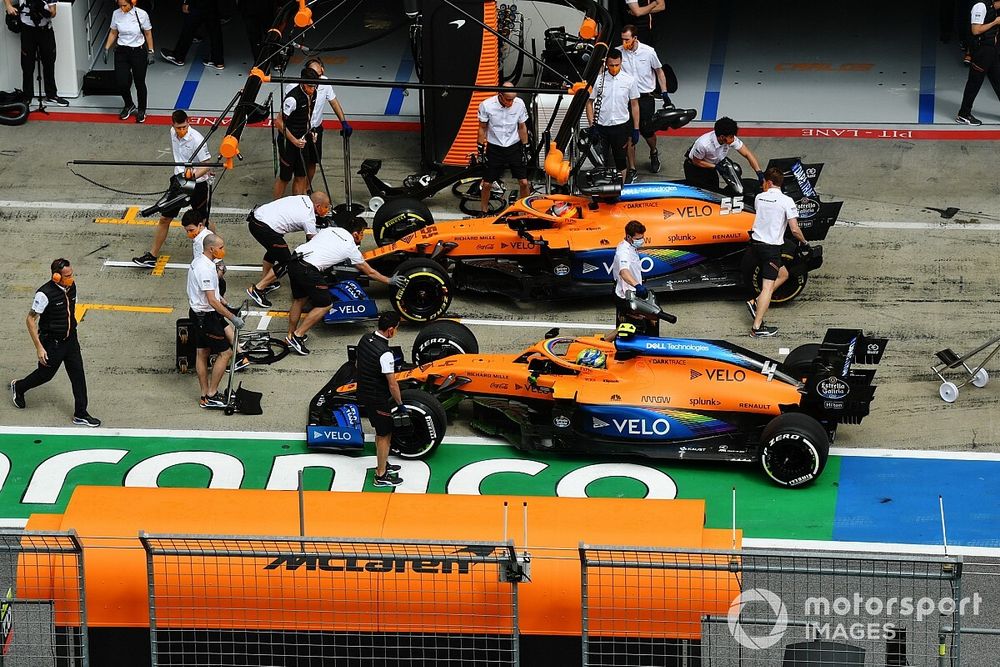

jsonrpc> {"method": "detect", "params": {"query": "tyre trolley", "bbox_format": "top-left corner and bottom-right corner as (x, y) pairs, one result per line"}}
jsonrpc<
(931, 335), (1000, 402)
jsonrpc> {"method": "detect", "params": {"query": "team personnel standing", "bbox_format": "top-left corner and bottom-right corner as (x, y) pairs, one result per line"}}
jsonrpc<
(745, 167), (808, 338)
(476, 81), (531, 214)
(683, 116), (763, 193)
(10, 259), (100, 427)
(619, 24), (672, 174)
(956, 1), (1000, 125)
(187, 234), (244, 408)
(356, 312), (405, 488)
(245, 191), (330, 308)
(624, 0), (665, 44)
(613, 220), (658, 335)
(133, 110), (215, 268)
(273, 68), (319, 198)
(160, 0), (225, 70)
(285, 219), (402, 356)
(586, 49), (640, 184)
(3, 0), (68, 106)
(104, 0), (154, 123)
(303, 58), (352, 191)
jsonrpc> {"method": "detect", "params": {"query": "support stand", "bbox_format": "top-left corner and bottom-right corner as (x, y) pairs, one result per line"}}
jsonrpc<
(332, 132), (365, 228)
(30, 48), (48, 116)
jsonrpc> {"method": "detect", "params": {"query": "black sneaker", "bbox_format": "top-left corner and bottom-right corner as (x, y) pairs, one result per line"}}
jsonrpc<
(263, 281), (281, 294)
(649, 150), (661, 173)
(10, 380), (24, 409)
(627, 168), (638, 184)
(45, 96), (69, 107)
(285, 334), (310, 356)
(386, 462), (401, 472)
(136, 110), (146, 124)
(160, 49), (185, 67)
(119, 104), (136, 120)
(246, 286), (272, 308)
(72, 413), (101, 427)
(132, 252), (157, 268)
(200, 393), (227, 409)
(373, 471), (403, 487)
(203, 60), (225, 71)
(745, 299), (757, 320)
(956, 113), (982, 126)
(750, 324), (778, 338)
(232, 354), (251, 372)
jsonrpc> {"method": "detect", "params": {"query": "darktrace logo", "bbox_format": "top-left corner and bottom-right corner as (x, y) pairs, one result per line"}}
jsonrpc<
(264, 545), (497, 576)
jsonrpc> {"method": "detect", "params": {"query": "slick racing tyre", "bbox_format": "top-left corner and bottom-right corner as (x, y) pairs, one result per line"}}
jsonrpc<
(372, 197), (433, 246)
(758, 412), (829, 488)
(779, 343), (821, 381)
(391, 388), (447, 459)
(391, 258), (453, 323)
(749, 257), (808, 304)
(412, 320), (479, 365)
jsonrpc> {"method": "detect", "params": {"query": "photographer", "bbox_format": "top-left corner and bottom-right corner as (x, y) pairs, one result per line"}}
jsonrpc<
(4, 0), (68, 107)
(133, 109), (215, 268)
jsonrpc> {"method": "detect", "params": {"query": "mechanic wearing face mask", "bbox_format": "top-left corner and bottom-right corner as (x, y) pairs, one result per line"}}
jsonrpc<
(245, 191), (329, 309)
(284, 218), (404, 356)
(477, 81), (531, 214)
(10, 259), (100, 427)
(619, 24), (672, 175)
(133, 109), (215, 268)
(683, 116), (763, 193)
(355, 311), (405, 488)
(586, 49), (641, 184)
(613, 220), (658, 336)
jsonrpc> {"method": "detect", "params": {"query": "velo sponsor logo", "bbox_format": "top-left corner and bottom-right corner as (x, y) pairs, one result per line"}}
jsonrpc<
(728, 588), (788, 650)
(613, 418), (670, 436)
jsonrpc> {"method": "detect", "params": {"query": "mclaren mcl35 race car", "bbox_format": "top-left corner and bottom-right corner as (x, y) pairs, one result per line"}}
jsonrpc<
(364, 158), (843, 322)
(309, 318), (887, 488)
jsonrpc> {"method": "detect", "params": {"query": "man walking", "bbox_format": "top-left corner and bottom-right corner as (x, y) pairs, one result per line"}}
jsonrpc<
(956, 0), (1000, 124)
(586, 49), (640, 184)
(619, 24), (672, 174)
(356, 312), (404, 488)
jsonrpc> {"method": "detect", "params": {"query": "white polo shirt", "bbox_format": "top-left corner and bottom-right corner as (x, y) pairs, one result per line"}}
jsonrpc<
(187, 255), (220, 313)
(613, 239), (643, 299)
(688, 130), (744, 166)
(295, 227), (364, 272)
(751, 187), (799, 246)
(590, 70), (639, 127)
(310, 76), (338, 129)
(620, 42), (662, 94)
(477, 95), (529, 147)
(254, 195), (318, 236)
(171, 127), (214, 182)
(192, 228), (211, 259)
(110, 7), (152, 48)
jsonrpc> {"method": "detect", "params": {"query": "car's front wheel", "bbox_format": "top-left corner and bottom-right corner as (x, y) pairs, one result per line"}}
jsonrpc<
(390, 388), (447, 459)
(758, 412), (829, 488)
(412, 320), (479, 365)
(391, 258), (454, 323)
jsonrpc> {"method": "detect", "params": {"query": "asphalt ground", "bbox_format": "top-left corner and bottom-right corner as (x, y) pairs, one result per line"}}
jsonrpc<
(1, 123), (999, 452)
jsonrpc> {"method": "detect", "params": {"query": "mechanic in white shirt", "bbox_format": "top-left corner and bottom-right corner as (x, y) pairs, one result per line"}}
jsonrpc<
(246, 192), (330, 308)
(745, 168), (808, 338)
(186, 235), (244, 408)
(956, 1), (1000, 125)
(477, 82), (531, 214)
(284, 218), (402, 356)
(133, 109), (216, 268)
(586, 49), (641, 184)
(103, 0), (154, 123)
(684, 116), (763, 193)
(181, 210), (211, 259)
(612, 220), (659, 335)
(303, 58), (353, 190)
(619, 24), (672, 175)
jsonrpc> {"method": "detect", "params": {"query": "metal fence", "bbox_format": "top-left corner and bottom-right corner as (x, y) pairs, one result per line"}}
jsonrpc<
(0, 530), (88, 667)
(140, 534), (522, 667)
(580, 546), (972, 667)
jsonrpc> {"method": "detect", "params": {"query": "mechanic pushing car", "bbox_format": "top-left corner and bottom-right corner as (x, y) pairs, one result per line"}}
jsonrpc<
(745, 167), (809, 338)
(613, 220), (659, 336)
(683, 116), (764, 193)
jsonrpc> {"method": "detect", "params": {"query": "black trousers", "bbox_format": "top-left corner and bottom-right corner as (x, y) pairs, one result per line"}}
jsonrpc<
(17, 333), (88, 416)
(959, 43), (1000, 116)
(239, 0), (275, 64)
(173, 0), (224, 64)
(683, 158), (720, 192)
(20, 25), (57, 100)
(114, 46), (149, 111)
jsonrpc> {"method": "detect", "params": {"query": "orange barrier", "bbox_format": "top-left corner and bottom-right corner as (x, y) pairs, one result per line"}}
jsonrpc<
(23, 486), (741, 637)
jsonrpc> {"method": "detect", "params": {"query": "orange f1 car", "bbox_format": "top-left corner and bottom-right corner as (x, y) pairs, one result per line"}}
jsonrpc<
(310, 319), (886, 488)
(365, 158), (842, 322)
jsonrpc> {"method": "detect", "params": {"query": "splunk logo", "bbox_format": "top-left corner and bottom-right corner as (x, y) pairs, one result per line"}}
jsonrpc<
(264, 546), (497, 575)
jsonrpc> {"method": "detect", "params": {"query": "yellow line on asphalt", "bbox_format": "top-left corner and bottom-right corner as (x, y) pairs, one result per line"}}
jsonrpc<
(94, 206), (177, 227)
(75, 304), (174, 322)
(151, 254), (170, 277)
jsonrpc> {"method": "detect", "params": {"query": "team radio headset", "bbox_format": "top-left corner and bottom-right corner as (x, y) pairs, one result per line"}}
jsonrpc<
(51, 259), (73, 287)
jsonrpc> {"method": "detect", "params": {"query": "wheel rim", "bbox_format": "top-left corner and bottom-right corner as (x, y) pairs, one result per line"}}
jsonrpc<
(390, 405), (438, 459)
(763, 437), (819, 486)
(394, 271), (450, 322)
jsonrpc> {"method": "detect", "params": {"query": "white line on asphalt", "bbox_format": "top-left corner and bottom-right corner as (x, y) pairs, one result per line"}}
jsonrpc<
(256, 315), (271, 331)
(743, 538), (1000, 558)
(845, 220), (1000, 231)
(103, 260), (263, 272)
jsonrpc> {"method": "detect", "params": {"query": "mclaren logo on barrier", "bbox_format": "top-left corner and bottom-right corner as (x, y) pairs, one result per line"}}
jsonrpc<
(263, 546), (498, 575)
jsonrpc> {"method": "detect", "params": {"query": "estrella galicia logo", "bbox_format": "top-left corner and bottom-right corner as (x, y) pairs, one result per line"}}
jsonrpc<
(728, 588), (788, 649)
(796, 196), (819, 219)
(816, 376), (850, 400)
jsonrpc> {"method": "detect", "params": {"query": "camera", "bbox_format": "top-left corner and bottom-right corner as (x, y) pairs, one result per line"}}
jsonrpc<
(24, 0), (52, 24)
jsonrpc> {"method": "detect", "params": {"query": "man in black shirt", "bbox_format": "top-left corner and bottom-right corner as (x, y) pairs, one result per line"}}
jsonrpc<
(273, 67), (319, 198)
(10, 259), (100, 426)
(355, 312), (404, 488)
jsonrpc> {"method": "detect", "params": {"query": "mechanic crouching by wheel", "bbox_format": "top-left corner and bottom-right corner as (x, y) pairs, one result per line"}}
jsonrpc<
(683, 116), (763, 193)
(356, 311), (405, 488)
(285, 218), (403, 356)
(745, 167), (808, 338)
(613, 220), (659, 336)
(586, 49), (640, 185)
(477, 82), (531, 215)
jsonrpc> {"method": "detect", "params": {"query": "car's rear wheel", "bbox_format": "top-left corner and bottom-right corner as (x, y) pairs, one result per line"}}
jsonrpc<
(372, 197), (433, 246)
(749, 260), (808, 304)
(391, 258), (453, 323)
(758, 412), (829, 488)
(412, 320), (479, 365)
(391, 388), (447, 459)
(780, 343), (821, 380)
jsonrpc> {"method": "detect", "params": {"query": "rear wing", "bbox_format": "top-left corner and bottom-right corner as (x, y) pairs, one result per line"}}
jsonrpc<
(765, 158), (842, 242)
(802, 329), (888, 425)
